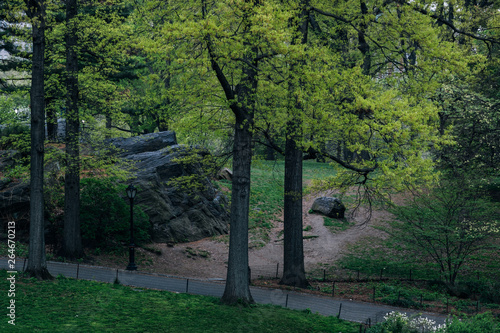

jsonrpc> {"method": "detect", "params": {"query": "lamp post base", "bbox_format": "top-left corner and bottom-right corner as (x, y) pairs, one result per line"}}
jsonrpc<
(126, 244), (137, 271)
(126, 262), (137, 271)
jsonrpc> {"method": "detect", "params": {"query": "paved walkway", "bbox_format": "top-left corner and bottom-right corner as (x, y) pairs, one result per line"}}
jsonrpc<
(1, 258), (448, 326)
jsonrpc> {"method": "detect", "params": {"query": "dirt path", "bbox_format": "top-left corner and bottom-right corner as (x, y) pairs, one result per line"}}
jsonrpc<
(92, 194), (388, 279)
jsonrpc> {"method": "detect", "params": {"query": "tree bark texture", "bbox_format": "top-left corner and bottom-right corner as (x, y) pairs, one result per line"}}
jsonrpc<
(221, 117), (255, 305)
(25, 0), (52, 280)
(61, 0), (83, 259)
(281, 127), (309, 287)
(280, 0), (309, 288)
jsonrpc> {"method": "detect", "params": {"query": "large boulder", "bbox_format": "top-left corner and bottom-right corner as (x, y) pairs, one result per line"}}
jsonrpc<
(107, 131), (229, 243)
(311, 197), (346, 219)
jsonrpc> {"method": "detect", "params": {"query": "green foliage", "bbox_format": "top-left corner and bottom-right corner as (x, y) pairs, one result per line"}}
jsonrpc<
(0, 269), (359, 332)
(385, 179), (500, 286)
(368, 312), (500, 333)
(367, 312), (447, 333)
(0, 125), (31, 179)
(445, 313), (500, 333)
(0, 92), (30, 125)
(0, 123), (30, 151)
(166, 148), (219, 198)
(79, 177), (150, 250)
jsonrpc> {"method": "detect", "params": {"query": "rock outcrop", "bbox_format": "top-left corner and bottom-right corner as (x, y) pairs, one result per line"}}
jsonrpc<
(107, 131), (229, 243)
(0, 131), (229, 243)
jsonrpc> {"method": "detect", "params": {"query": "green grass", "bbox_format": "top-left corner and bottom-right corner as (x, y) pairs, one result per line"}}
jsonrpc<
(236, 160), (335, 246)
(0, 270), (359, 332)
(217, 160), (335, 247)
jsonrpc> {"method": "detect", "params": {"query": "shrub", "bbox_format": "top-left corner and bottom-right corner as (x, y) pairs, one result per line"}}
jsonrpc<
(79, 177), (150, 250)
(445, 313), (500, 333)
(368, 312), (446, 333)
(368, 312), (500, 333)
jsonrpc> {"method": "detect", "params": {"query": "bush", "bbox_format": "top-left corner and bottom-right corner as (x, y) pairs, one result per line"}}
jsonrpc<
(367, 312), (500, 333)
(79, 177), (150, 250)
(368, 312), (446, 333)
(445, 313), (500, 333)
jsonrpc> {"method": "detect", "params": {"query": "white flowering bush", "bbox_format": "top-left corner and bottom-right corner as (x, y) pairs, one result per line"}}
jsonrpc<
(370, 311), (447, 333)
(369, 312), (499, 333)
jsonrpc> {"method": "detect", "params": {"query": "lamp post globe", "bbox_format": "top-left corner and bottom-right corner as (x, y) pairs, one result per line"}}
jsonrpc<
(126, 184), (137, 271)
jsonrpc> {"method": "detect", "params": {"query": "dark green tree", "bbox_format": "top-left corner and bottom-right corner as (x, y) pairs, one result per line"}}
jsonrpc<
(25, 0), (52, 280)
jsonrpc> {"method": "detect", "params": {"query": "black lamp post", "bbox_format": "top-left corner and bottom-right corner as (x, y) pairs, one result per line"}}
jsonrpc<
(126, 184), (137, 271)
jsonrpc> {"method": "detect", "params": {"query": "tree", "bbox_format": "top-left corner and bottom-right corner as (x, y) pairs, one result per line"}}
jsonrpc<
(203, 0), (258, 305)
(280, 0), (309, 288)
(59, 0), (84, 259)
(24, 0), (52, 280)
(385, 178), (500, 286)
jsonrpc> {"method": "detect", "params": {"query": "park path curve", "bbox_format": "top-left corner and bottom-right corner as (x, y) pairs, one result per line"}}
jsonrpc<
(1, 258), (449, 327)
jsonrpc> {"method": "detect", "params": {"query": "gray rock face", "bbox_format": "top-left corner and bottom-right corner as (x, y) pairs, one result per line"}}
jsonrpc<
(0, 131), (229, 243)
(311, 197), (346, 219)
(107, 131), (229, 243)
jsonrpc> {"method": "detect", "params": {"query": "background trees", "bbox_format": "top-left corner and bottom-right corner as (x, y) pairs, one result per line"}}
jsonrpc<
(1, 0), (498, 290)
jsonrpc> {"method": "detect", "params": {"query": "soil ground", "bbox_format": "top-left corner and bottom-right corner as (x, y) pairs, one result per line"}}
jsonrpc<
(89, 194), (388, 280)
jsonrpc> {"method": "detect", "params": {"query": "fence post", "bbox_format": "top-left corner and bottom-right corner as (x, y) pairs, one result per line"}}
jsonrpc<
(332, 281), (335, 297)
(372, 286), (376, 301)
(276, 263), (279, 279)
(323, 269), (326, 282)
(337, 303), (342, 318)
(76, 263), (80, 279)
(23, 258), (27, 271)
(285, 294), (289, 308)
(420, 294), (423, 307)
(186, 279), (189, 293)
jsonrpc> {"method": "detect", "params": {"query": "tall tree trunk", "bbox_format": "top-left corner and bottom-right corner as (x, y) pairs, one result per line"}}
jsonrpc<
(60, 0), (83, 259)
(221, 115), (254, 304)
(203, 0), (256, 305)
(281, 123), (308, 287)
(280, 0), (309, 288)
(358, 0), (370, 76)
(25, 0), (51, 280)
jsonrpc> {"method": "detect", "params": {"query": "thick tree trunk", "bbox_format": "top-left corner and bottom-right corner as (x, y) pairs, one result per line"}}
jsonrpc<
(280, 128), (308, 287)
(205, 0), (255, 305)
(280, 0), (309, 288)
(60, 0), (83, 259)
(25, 0), (52, 280)
(221, 117), (254, 305)
(358, 1), (371, 76)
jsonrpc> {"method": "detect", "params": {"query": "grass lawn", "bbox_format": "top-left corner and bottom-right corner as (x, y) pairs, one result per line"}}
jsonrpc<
(0, 270), (359, 333)
(216, 159), (337, 247)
